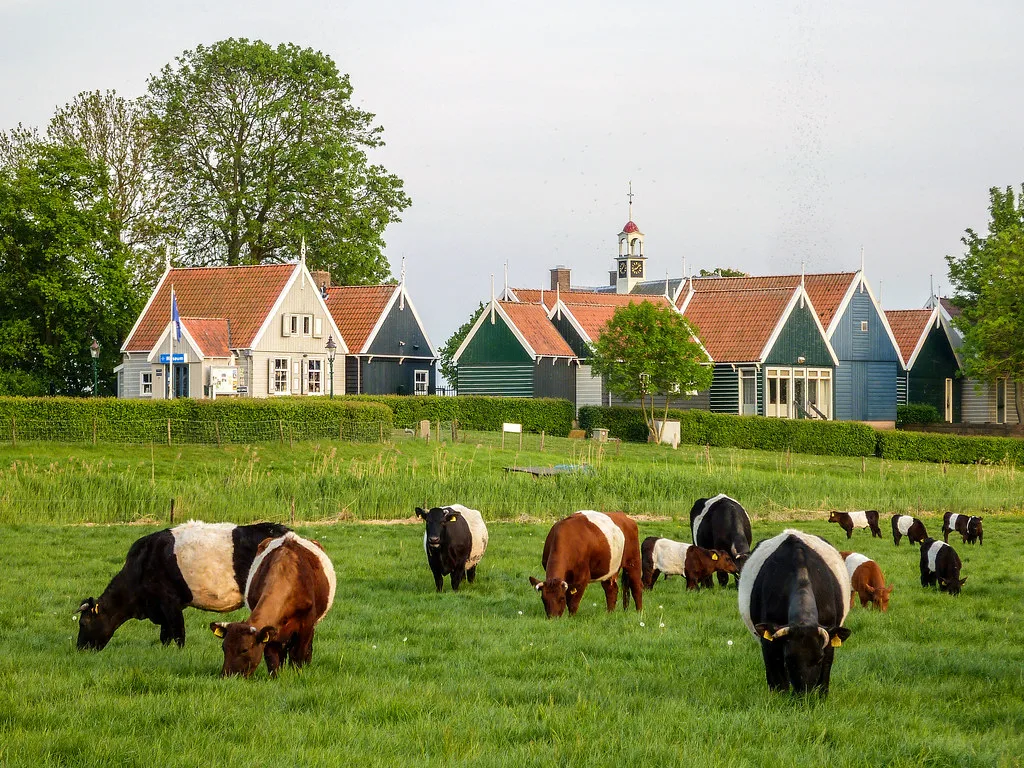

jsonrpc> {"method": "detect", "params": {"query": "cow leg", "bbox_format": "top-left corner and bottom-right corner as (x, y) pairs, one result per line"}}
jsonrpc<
(625, 567), (643, 612)
(701, 574), (714, 589)
(760, 640), (788, 692)
(893, 532), (901, 546)
(264, 642), (284, 676)
(568, 584), (586, 615)
(943, 530), (950, 543)
(647, 568), (661, 590)
(290, 629), (315, 667)
(717, 571), (730, 587)
(164, 607), (186, 648)
(872, 526), (882, 538)
(430, 565), (444, 593)
(686, 575), (698, 591)
(466, 565), (477, 583)
(600, 579), (618, 612)
(845, 527), (852, 539)
(450, 567), (466, 591)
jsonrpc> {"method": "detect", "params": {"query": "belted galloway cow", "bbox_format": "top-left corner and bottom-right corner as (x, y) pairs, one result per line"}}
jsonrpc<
(415, 504), (488, 592)
(689, 494), (752, 585)
(942, 513), (983, 546)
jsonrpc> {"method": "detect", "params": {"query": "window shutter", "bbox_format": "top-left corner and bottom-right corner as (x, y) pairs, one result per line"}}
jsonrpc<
(267, 358), (275, 393)
(281, 315), (291, 337)
(313, 317), (323, 338)
(291, 361), (300, 393)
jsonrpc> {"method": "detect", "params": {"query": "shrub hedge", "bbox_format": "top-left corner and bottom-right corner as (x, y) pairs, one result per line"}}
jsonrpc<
(0, 397), (393, 444)
(896, 403), (942, 427)
(579, 406), (878, 457)
(341, 395), (574, 436)
(877, 429), (1024, 465)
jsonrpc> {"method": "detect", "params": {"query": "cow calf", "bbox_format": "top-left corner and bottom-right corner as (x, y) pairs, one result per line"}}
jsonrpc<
(827, 510), (882, 539)
(891, 514), (928, 547)
(840, 551), (893, 611)
(641, 536), (737, 591)
(942, 513), (983, 546)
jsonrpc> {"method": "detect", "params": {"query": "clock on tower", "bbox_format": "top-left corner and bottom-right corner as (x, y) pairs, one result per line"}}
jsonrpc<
(618, 260), (628, 278)
(630, 260), (644, 278)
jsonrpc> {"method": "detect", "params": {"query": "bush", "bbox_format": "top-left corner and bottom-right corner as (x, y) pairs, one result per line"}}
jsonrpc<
(897, 403), (942, 427)
(579, 406), (878, 457)
(342, 395), (574, 436)
(0, 397), (393, 444)
(877, 429), (1024, 465)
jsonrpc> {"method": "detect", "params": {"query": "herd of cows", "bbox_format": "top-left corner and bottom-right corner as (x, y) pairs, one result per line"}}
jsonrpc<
(74, 499), (985, 695)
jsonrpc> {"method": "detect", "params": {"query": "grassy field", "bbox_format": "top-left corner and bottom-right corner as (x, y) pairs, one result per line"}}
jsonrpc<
(1, 516), (1022, 767)
(1, 430), (1024, 524)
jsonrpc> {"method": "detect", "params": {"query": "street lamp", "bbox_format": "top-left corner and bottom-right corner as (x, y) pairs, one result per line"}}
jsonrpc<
(325, 335), (337, 399)
(89, 338), (100, 397)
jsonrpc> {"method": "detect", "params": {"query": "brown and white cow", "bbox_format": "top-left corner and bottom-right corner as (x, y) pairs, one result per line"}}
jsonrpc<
(827, 510), (882, 539)
(891, 515), (928, 547)
(942, 513), (983, 546)
(529, 511), (643, 618)
(839, 551), (893, 611)
(210, 532), (335, 677)
(641, 536), (738, 591)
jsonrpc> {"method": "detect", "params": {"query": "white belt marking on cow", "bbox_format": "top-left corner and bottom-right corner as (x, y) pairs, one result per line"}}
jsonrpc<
(738, 529), (851, 638)
(652, 538), (689, 576)
(844, 552), (871, 580)
(171, 521), (242, 612)
(846, 511), (870, 528)
(578, 511), (625, 582)
(447, 504), (488, 569)
(246, 532), (336, 623)
(691, 493), (735, 542)
(897, 516), (913, 535)
(926, 540), (945, 573)
(947, 513), (961, 531)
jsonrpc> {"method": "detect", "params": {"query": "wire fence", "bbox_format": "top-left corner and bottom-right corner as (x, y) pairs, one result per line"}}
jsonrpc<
(0, 417), (391, 446)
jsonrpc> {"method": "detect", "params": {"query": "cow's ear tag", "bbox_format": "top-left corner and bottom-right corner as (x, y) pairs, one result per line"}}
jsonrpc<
(762, 630), (773, 641)
(448, 516), (457, 522)
(830, 636), (843, 648)
(711, 553), (719, 561)
(569, 588), (577, 594)
(92, 604), (100, 614)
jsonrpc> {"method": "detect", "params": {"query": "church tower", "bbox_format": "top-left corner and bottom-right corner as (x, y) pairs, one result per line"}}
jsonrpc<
(615, 183), (646, 294)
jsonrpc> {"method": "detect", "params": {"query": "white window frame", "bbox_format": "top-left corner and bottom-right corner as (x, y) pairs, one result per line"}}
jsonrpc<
(414, 369), (428, 395)
(140, 370), (154, 397)
(860, 320), (869, 332)
(313, 317), (323, 338)
(289, 315), (299, 336)
(307, 359), (323, 395)
(302, 314), (312, 336)
(738, 368), (757, 415)
(272, 358), (289, 394)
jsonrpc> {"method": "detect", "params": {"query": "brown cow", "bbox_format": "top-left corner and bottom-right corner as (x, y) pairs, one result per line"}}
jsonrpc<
(529, 511), (643, 618)
(210, 532), (335, 677)
(828, 510), (882, 539)
(840, 551), (893, 611)
(640, 536), (738, 591)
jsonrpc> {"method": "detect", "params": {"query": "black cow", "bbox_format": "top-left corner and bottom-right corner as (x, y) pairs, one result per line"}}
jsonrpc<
(891, 514), (928, 546)
(738, 529), (852, 697)
(920, 538), (967, 595)
(941, 513), (983, 546)
(415, 504), (488, 592)
(689, 494), (752, 586)
(77, 520), (289, 650)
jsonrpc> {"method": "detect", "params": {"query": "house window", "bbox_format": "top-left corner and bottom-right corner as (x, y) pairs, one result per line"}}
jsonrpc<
(303, 315), (312, 336)
(289, 315), (299, 336)
(140, 371), (153, 396)
(860, 320), (869, 332)
(273, 358), (289, 393)
(307, 359), (322, 394)
(766, 368), (790, 418)
(414, 369), (428, 395)
(740, 370), (757, 415)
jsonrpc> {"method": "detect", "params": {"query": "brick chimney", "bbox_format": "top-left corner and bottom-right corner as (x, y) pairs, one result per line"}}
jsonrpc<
(311, 270), (331, 292)
(550, 266), (571, 293)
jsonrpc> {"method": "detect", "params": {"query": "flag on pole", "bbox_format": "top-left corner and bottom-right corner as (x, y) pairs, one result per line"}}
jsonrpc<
(171, 286), (181, 342)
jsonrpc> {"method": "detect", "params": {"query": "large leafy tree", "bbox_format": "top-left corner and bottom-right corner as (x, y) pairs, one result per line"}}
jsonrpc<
(589, 302), (713, 442)
(0, 143), (139, 395)
(439, 302), (486, 386)
(946, 185), (1024, 423)
(146, 38), (411, 283)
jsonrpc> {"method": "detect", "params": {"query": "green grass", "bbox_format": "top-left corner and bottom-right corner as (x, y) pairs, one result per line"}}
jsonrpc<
(1, 431), (1023, 525)
(1, 517), (1022, 767)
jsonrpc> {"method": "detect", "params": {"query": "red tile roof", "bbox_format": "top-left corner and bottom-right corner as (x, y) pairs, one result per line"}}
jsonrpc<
(512, 288), (669, 310)
(885, 309), (933, 366)
(124, 264), (296, 352)
(499, 302), (575, 357)
(182, 318), (231, 358)
(682, 287), (796, 362)
(324, 285), (396, 353)
(558, 297), (674, 342)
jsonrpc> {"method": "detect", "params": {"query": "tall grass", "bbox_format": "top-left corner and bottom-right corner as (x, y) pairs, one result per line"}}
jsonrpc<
(1, 432), (1023, 525)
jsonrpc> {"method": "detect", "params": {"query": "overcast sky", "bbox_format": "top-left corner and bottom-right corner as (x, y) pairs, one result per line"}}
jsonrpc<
(3, 0), (1023, 354)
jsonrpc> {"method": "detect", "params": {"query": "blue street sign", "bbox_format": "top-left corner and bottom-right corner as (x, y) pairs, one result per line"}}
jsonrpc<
(159, 353), (186, 363)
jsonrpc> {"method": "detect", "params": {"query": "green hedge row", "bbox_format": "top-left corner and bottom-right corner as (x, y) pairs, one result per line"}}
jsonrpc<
(896, 403), (942, 427)
(340, 395), (574, 436)
(0, 397), (393, 444)
(578, 406), (878, 457)
(877, 430), (1024, 465)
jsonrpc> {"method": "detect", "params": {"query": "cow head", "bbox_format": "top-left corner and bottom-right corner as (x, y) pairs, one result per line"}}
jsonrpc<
(210, 622), (277, 677)
(969, 518), (983, 540)
(938, 576), (967, 596)
(708, 549), (739, 575)
(755, 622), (852, 693)
(529, 576), (569, 618)
(864, 583), (895, 612)
(76, 597), (115, 651)
(415, 507), (460, 550)
(827, 511), (840, 523)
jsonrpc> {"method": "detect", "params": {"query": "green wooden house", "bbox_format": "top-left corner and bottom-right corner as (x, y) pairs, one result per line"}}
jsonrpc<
(886, 307), (962, 422)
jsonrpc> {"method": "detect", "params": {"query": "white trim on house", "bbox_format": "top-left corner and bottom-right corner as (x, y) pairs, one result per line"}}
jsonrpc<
(250, 263), (349, 355)
(826, 272), (904, 360)
(145, 321), (206, 363)
(904, 307), (963, 370)
(547, 300), (592, 343)
(452, 300), (539, 363)
(120, 265), (171, 353)
(358, 284), (439, 358)
(758, 285), (841, 367)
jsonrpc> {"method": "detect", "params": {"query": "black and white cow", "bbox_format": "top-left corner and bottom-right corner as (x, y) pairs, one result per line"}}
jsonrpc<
(920, 538), (967, 595)
(942, 513), (983, 546)
(690, 494), (752, 585)
(77, 520), (290, 650)
(415, 504), (488, 592)
(738, 529), (852, 697)
(891, 514), (928, 546)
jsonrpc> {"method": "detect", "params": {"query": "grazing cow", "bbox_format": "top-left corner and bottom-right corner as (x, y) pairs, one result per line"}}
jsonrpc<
(920, 538), (966, 596)
(77, 520), (290, 650)
(839, 551), (893, 611)
(690, 494), (752, 585)
(738, 529), (852, 697)
(641, 536), (738, 591)
(529, 511), (643, 618)
(942, 513), (984, 546)
(891, 515), (928, 547)
(827, 510), (882, 539)
(415, 504), (488, 592)
(210, 532), (335, 678)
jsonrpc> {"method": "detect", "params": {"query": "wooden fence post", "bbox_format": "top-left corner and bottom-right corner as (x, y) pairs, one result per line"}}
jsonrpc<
(169, 497), (175, 525)
(279, 420), (285, 444)
(167, 419), (172, 446)
(11, 416), (15, 447)
(519, 430), (523, 451)
(290, 496), (295, 526)
(215, 420), (221, 448)
(339, 422), (343, 441)
(289, 424), (293, 448)
(379, 422), (384, 443)
(501, 430), (505, 450)
(92, 416), (97, 446)
(862, 456), (866, 474)
(540, 430), (545, 451)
